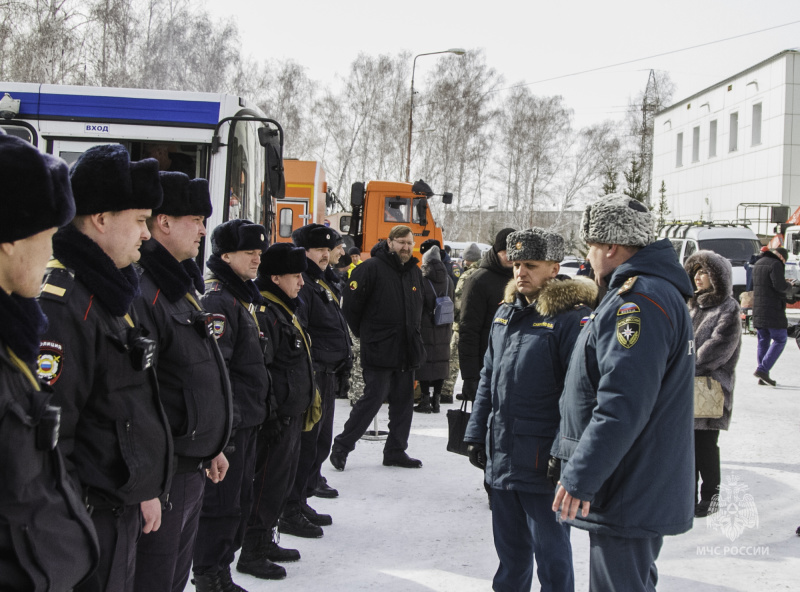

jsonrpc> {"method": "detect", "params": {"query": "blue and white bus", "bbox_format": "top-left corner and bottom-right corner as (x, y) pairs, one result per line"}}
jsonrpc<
(0, 83), (285, 257)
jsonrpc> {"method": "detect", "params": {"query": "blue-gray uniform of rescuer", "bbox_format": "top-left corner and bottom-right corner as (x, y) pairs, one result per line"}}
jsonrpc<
(0, 134), (99, 591)
(464, 227), (597, 592)
(551, 193), (696, 592)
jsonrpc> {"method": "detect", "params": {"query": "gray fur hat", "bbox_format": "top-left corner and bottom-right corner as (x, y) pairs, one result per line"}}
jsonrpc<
(581, 193), (654, 247)
(506, 228), (565, 262)
(462, 243), (482, 262)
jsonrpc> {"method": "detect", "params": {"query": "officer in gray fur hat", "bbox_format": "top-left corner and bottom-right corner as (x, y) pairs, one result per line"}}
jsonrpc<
(552, 194), (696, 591)
(464, 227), (596, 592)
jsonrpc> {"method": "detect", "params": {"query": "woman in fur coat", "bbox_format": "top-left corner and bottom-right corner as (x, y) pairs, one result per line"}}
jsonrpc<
(684, 250), (742, 517)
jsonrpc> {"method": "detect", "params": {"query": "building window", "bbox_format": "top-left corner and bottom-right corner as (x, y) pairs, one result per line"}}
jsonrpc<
(692, 126), (700, 162)
(709, 120), (717, 157)
(279, 208), (293, 237)
(752, 103), (762, 146)
(729, 112), (738, 152)
(676, 132), (683, 167)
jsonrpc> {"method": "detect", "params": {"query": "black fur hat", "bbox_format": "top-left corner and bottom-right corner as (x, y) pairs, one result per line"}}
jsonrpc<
(419, 238), (442, 255)
(326, 227), (344, 249)
(293, 223), (337, 250)
(0, 135), (76, 242)
(259, 242), (308, 276)
(211, 219), (268, 256)
(153, 172), (213, 218)
(70, 145), (163, 214)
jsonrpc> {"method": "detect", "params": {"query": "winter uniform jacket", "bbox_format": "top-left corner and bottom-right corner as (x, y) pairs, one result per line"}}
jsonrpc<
(458, 248), (514, 381)
(38, 226), (173, 509)
(201, 255), (270, 430)
(296, 259), (351, 370)
(752, 251), (790, 329)
(685, 251), (741, 431)
(417, 248), (455, 382)
(342, 240), (425, 371)
(454, 260), (480, 327)
(255, 280), (315, 418)
(464, 277), (596, 494)
(554, 239), (696, 537)
(0, 294), (99, 592)
(136, 239), (234, 468)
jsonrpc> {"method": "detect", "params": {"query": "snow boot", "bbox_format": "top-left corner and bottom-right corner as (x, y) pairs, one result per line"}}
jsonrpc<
(414, 390), (432, 413)
(431, 390), (441, 413)
(218, 567), (249, 592)
(192, 573), (223, 592)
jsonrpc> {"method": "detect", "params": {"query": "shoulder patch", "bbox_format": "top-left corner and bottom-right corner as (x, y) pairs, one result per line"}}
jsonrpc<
(37, 341), (64, 385)
(38, 267), (74, 303)
(493, 316), (509, 325)
(616, 316), (641, 349)
(617, 276), (639, 295)
(349, 280), (358, 291)
(532, 321), (554, 329)
(210, 314), (226, 338)
(617, 302), (640, 316)
(580, 316), (590, 327)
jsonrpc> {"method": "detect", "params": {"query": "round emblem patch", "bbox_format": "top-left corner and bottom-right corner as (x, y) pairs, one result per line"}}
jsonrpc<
(37, 341), (64, 385)
(350, 281), (358, 290)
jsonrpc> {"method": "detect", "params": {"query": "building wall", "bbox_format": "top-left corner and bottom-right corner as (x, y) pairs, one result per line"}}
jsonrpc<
(652, 52), (799, 233)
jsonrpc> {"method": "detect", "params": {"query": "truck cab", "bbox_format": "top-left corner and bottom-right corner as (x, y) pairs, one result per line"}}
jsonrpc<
(658, 223), (761, 301)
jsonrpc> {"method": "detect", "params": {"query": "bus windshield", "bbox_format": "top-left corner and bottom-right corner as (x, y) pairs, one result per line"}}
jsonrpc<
(228, 119), (267, 226)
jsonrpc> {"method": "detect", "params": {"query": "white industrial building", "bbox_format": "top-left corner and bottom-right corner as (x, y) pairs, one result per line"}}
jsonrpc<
(651, 49), (800, 234)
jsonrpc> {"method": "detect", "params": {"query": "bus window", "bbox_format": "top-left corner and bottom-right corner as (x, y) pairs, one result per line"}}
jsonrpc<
(384, 197), (409, 223)
(279, 208), (293, 238)
(228, 120), (268, 226)
(140, 143), (196, 177)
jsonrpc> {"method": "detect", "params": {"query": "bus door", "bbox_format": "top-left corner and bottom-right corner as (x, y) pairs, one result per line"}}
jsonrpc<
(274, 200), (309, 243)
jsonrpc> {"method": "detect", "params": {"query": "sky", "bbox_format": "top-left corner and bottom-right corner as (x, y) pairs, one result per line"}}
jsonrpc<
(205, 0), (800, 130)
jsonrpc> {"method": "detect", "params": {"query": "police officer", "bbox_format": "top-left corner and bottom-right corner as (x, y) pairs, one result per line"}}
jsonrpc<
(552, 194), (695, 592)
(238, 243), (317, 578)
(289, 225), (351, 516)
(134, 172), (234, 592)
(0, 134), (99, 591)
(37, 144), (173, 592)
(192, 219), (272, 589)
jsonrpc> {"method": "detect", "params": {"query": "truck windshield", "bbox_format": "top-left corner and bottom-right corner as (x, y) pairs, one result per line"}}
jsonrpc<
(228, 120), (267, 226)
(698, 239), (761, 264)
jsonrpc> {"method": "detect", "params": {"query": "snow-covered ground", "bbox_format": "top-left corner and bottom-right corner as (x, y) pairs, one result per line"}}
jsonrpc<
(189, 329), (800, 591)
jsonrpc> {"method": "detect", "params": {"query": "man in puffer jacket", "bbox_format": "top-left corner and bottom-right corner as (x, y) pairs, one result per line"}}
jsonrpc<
(464, 228), (596, 592)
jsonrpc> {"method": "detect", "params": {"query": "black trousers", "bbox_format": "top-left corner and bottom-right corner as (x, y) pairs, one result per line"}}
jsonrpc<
(334, 367), (414, 456)
(695, 429), (721, 502)
(192, 427), (257, 575)
(288, 369), (337, 504)
(248, 415), (303, 532)
(75, 504), (141, 592)
(134, 469), (205, 592)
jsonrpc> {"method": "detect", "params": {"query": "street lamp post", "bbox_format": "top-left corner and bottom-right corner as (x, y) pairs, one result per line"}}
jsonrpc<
(405, 48), (466, 182)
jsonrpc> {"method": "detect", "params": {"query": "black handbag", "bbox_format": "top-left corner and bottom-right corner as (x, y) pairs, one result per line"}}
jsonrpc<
(446, 398), (471, 456)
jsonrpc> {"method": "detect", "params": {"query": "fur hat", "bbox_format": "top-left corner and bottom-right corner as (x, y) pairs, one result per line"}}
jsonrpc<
(347, 246), (361, 256)
(293, 223), (338, 250)
(70, 145), (163, 215)
(326, 227), (344, 249)
(581, 193), (654, 248)
(506, 228), (565, 262)
(0, 135), (76, 242)
(419, 239), (442, 255)
(153, 172), (212, 218)
(211, 219), (268, 256)
(493, 228), (516, 253)
(462, 242), (482, 262)
(259, 242), (308, 276)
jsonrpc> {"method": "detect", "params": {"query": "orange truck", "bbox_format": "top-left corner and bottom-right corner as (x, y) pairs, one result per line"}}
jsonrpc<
(278, 160), (451, 260)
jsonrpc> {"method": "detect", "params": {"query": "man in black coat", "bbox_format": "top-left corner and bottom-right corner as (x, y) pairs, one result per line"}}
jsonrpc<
(752, 247), (794, 386)
(238, 243), (316, 579)
(1, 135), (99, 591)
(38, 144), (173, 592)
(331, 225), (426, 470)
(134, 173), (233, 592)
(193, 219), (273, 588)
(458, 227), (515, 401)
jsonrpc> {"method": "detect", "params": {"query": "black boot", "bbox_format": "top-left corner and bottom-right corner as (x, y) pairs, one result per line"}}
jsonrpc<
(236, 531), (288, 580)
(218, 567), (248, 592)
(431, 390), (441, 413)
(300, 500), (333, 526)
(280, 504), (324, 538)
(414, 390), (432, 413)
(192, 573), (223, 592)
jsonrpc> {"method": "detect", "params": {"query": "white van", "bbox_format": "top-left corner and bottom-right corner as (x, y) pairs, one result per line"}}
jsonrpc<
(657, 224), (761, 300)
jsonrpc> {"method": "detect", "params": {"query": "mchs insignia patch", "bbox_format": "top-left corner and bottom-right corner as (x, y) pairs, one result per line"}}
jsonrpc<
(616, 316), (641, 349)
(37, 341), (64, 385)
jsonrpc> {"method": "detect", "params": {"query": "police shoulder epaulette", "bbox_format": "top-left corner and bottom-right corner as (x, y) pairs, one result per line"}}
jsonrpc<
(204, 278), (223, 292)
(39, 260), (74, 303)
(617, 276), (639, 296)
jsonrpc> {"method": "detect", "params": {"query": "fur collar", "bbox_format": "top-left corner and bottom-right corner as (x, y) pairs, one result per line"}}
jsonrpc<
(503, 275), (598, 317)
(138, 238), (194, 303)
(206, 254), (261, 304)
(52, 224), (140, 316)
(182, 259), (205, 294)
(0, 291), (48, 364)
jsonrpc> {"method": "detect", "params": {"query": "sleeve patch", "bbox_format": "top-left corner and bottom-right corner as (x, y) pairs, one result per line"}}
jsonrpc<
(617, 302), (640, 315)
(616, 316), (641, 349)
(349, 281), (358, 291)
(37, 341), (64, 385)
(211, 314), (226, 338)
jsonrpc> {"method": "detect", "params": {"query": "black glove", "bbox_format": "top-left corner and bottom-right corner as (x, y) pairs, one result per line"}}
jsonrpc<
(547, 456), (561, 488)
(339, 374), (352, 398)
(467, 444), (486, 470)
(261, 416), (283, 446)
(461, 378), (479, 402)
